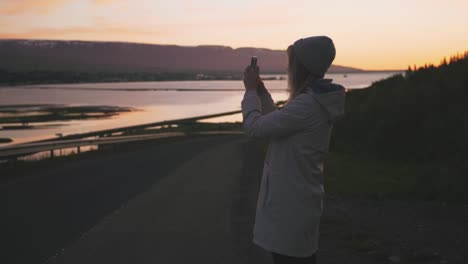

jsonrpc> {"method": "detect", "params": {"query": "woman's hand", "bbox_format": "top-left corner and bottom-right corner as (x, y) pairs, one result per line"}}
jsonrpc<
(257, 79), (268, 95)
(243, 65), (260, 91)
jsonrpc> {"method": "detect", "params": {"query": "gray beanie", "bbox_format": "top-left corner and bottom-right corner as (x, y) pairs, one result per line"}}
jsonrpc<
(293, 36), (336, 76)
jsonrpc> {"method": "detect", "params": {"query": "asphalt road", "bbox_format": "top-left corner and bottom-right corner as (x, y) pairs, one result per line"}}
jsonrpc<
(44, 136), (272, 264)
(2, 135), (264, 264)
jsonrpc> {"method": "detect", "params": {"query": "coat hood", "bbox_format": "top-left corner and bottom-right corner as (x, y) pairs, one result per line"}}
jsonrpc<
(303, 78), (345, 122)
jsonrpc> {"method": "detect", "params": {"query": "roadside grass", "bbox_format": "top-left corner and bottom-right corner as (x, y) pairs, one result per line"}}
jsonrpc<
(320, 152), (468, 260)
(324, 152), (468, 203)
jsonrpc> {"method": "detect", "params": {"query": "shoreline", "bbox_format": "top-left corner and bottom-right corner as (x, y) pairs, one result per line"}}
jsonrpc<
(0, 71), (403, 87)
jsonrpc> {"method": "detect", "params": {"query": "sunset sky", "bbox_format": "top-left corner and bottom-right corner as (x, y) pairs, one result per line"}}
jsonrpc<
(0, 0), (467, 70)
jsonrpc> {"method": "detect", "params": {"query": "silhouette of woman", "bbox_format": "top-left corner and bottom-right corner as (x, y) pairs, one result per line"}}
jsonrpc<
(241, 36), (345, 264)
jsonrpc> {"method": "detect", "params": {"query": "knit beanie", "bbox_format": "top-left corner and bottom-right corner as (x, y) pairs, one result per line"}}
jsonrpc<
(293, 36), (336, 77)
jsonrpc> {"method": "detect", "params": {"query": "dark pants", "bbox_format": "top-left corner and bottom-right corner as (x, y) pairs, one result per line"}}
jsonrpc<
(271, 252), (317, 264)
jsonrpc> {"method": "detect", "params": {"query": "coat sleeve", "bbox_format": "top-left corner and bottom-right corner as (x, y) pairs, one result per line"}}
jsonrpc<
(241, 90), (310, 139)
(257, 86), (277, 114)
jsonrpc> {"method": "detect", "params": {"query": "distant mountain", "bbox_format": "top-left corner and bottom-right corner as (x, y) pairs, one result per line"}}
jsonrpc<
(0, 39), (362, 73)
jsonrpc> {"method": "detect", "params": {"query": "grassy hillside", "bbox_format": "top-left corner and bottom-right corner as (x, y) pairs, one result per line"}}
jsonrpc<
(327, 52), (468, 202)
(333, 52), (468, 161)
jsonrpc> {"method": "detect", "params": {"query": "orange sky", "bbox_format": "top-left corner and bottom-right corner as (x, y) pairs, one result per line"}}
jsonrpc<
(0, 0), (467, 70)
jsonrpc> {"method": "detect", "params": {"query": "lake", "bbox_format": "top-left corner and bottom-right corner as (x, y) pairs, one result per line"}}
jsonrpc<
(0, 72), (400, 144)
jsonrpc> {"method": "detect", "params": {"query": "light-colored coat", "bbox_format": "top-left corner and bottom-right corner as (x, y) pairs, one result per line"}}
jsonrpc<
(241, 78), (345, 257)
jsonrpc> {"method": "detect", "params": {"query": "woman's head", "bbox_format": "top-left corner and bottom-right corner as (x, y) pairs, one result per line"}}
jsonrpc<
(287, 36), (336, 100)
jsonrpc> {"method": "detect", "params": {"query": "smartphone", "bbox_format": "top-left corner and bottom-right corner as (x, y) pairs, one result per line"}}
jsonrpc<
(250, 56), (257, 68)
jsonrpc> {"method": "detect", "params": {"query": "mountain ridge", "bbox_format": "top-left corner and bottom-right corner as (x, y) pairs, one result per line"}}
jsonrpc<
(0, 39), (363, 73)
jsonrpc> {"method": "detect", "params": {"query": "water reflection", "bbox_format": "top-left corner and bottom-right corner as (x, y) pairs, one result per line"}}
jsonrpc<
(0, 72), (400, 144)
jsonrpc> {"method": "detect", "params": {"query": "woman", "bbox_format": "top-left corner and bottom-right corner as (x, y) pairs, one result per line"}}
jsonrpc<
(241, 36), (345, 264)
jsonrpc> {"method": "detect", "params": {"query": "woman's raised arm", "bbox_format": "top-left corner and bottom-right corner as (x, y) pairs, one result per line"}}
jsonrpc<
(241, 90), (310, 139)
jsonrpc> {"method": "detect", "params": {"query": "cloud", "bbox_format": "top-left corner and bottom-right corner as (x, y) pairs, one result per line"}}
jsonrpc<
(0, 24), (168, 41)
(0, 0), (119, 15)
(0, 14), (171, 43)
(0, 0), (69, 15)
